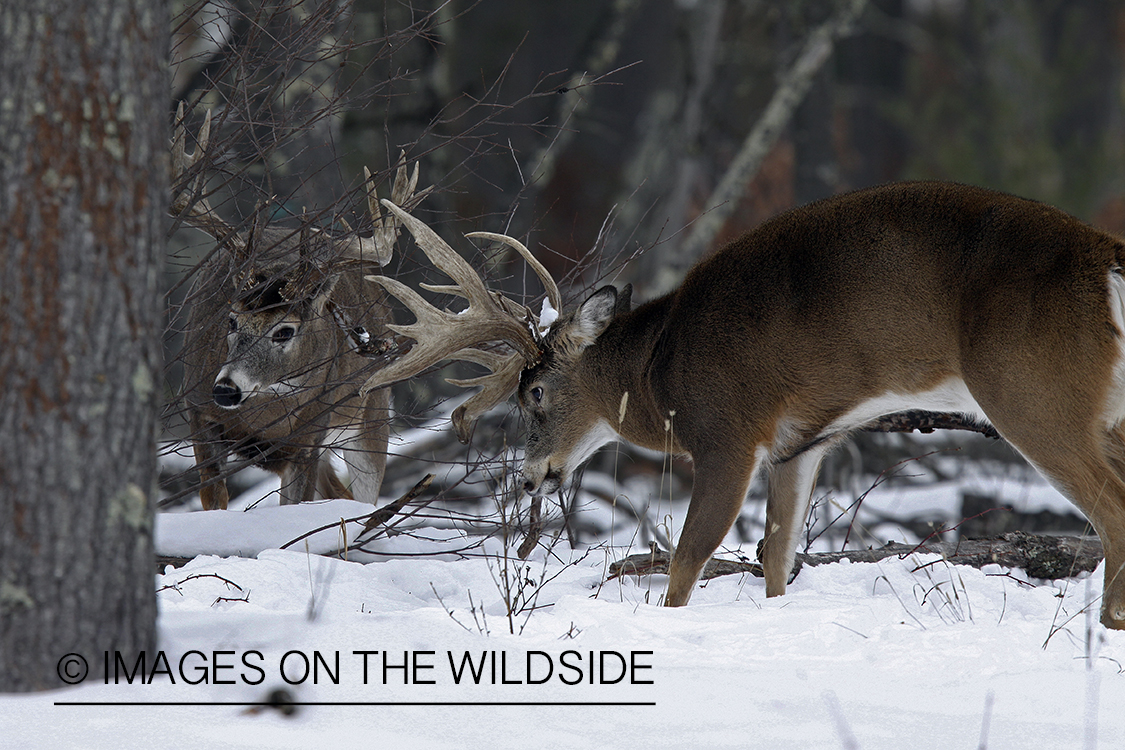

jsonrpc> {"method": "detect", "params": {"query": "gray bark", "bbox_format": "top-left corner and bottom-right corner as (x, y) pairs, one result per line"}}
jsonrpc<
(0, 0), (168, 691)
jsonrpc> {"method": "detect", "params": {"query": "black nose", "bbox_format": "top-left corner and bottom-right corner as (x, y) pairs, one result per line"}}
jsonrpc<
(213, 379), (242, 408)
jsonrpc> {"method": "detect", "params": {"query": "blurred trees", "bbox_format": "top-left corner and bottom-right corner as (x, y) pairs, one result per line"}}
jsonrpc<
(323, 0), (1125, 293)
(166, 0), (1125, 307)
(163, 0), (1125, 510)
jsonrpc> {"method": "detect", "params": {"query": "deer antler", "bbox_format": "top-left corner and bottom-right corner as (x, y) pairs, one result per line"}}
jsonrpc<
(172, 104), (425, 267)
(445, 345), (528, 443)
(344, 152), (431, 266)
(170, 102), (245, 251)
(359, 202), (562, 441)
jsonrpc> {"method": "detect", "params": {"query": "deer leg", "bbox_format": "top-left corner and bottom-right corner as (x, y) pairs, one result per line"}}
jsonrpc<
(335, 389), (390, 504)
(278, 450), (319, 505)
(760, 444), (832, 597)
(318, 459), (353, 500)
(964, 345), (1125, 629)
(665, 451), (763, 607)
(985, 418), (1125, 629)
(1033, 449), (1125, 630)
(1092, 426), (1125, 628)
(190, 415), (229, 511)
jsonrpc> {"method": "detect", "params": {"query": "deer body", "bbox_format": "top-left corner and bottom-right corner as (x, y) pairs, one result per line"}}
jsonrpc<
(171, 106), (424, 510)
(362, 181), (1125, 629)
(182, 237), (391, 509)
(515, 182), (1125, 628)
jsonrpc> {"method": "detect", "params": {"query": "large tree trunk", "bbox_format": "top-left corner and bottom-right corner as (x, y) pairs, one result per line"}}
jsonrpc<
(0, 0), (168, 691)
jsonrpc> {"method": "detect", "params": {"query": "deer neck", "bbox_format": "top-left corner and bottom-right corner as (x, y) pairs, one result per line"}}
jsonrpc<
(580, 294), (682, 454)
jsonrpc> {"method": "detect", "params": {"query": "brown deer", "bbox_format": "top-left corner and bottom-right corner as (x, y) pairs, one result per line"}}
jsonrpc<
(360, 183), (1125, 630)
(172, 105), (425, 509)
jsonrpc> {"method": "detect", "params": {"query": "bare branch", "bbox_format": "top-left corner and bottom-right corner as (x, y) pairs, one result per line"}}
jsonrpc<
(666, 0), (870, 291)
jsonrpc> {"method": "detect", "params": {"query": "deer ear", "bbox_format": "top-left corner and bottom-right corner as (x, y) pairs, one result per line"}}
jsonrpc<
(571, 285), (620, 346)
(615, 283), (633, 315)
(308, 271), (339, 314)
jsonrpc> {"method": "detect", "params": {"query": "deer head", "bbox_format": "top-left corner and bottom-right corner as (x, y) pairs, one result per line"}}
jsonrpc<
(172, 103), (427, 410)
(210, 230), (343, 408)
(513, 284), (635, 496)
(355, 203), (639, 490)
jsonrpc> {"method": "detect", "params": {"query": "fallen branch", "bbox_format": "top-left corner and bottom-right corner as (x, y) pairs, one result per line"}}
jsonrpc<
(607, 531), (1104, 583)
(277, 473), (435, 550)
(361, 474), (435, 532)
(863, 410), (1000, 440)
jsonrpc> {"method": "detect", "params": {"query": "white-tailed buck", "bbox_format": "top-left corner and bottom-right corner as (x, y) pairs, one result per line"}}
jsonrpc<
(173, 105), (425, 509)
(361, 182), (1125, 629)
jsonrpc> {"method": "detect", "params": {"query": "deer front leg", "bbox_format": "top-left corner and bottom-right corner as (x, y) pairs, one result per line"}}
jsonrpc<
(190, 415), (229, 511)
(334, 388), (391, 504)
(278, 449), (320, 505)
(665, 452), (762, 606)
(759, 445), (831, 597)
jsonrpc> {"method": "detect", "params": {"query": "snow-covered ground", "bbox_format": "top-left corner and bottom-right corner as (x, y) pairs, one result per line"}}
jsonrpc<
(4, 463), (1124, 749)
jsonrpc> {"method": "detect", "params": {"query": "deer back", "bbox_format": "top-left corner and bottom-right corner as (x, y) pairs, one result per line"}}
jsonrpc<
(641, 182), (1125, 451)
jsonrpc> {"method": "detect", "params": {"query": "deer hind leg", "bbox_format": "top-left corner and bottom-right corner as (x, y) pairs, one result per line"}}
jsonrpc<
(991, 421), (1125, 630)
(665, 450), (764, 607)
(759, 443), (833, 598)
(1091, 425), (1125, 628)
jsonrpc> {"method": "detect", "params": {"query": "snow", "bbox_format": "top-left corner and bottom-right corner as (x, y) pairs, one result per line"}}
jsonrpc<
(538, 296), (559, 331)
(4, 471), (1124, 748)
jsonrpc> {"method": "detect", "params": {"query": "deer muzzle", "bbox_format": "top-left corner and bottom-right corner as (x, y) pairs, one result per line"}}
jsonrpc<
(522, 463), (562, 496)
(212, 378), (243, 409)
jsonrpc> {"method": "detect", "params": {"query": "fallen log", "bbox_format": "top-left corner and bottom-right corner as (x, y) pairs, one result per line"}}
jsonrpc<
(607, 531), (1104, 583)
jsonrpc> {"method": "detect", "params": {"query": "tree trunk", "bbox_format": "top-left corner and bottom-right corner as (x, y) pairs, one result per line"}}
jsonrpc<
(0, 0), (168, 691)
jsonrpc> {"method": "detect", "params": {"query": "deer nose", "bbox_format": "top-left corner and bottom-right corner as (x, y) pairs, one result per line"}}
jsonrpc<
(523, 467), (560, 496)
(213, 378), (243, 409)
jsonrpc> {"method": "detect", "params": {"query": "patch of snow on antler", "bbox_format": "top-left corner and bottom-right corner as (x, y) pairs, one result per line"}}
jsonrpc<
(538, 297), (558, 331)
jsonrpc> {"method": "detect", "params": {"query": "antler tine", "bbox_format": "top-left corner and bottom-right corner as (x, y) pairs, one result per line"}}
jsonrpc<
(170, 104), (242, 249)
(465, 231), (563, 315)
(380, 200), (524, 315)
(171, 101), (187, 182)
(391, 152), (420, 207)
(347, 152), (430, 267)
(447, 348), (525, 443)
(358, 202), (542, 400)
(170, 102), (208, 214)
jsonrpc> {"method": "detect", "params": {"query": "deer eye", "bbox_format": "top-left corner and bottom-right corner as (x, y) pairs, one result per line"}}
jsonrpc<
(530, 386), (544, 404)
(272, 326), (296, 344)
